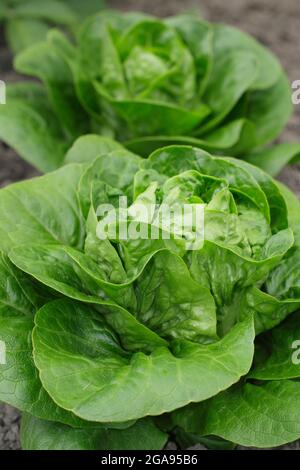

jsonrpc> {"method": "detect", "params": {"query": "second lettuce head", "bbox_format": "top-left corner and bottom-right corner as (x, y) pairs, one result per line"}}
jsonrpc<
(1, 10), (299, 174)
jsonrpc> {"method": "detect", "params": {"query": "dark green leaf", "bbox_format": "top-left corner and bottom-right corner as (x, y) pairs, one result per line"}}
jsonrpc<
(21, 414), (168, 450)
(172, 380), (300, 448)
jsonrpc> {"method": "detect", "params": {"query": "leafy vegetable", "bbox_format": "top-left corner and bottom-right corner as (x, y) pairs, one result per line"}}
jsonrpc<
(1, 142), (300, 449)
(0, 11), (297, 174)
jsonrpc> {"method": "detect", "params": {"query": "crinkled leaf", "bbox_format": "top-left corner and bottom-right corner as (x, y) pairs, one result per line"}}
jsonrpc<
(225, 285), (300, 334)
(9, 245), (167, 353)
(266, 248), (300, 300)
(78, 149), (141, 217)
(224, 157), (288, 232)
(189, 229), (294, 336)
(145, 146), (270, 222)
(135, 251), (217, 342)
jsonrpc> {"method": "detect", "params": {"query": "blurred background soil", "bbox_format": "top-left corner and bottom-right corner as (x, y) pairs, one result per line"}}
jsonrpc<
(1, 0), (300, 450)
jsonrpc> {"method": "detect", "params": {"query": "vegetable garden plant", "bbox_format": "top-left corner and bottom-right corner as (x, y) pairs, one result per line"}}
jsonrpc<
(1, 139), (300, 449)
(0, 11), (300, 174)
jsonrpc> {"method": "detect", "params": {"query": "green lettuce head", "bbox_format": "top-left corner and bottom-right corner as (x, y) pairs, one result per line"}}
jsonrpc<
(1, 140), (300, 449)
(1, 11), (299, 174)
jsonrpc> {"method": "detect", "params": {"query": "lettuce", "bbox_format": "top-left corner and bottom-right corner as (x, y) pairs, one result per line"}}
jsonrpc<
(1, 11), (299, 174)
(1, 141), (300, 449)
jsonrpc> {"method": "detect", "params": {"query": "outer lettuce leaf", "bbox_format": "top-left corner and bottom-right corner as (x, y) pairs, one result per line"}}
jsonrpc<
(0, 253), (97, 427)
(218, 285), (300, 335)
(32, 299), (255, 422)
(0, 98), (66, 172)
(247, 143), (300, 178)
(250, 311), (300, 380)
(21, 414), (167, 450)
(5, 18), (50, 54)
(267, 248), (300, 300)
(277, 181), (300, 246)
(0, 164), (85, 252)
(211, 23), (281, 90)
(15, 39), (89, 140)
(197, 50), (257, 134)
(224, 157), (288, 232)
(64, 0), (105, 19)
(0, 82), (68, 173)
(172, 380), (300, 448)
(12, 0), (77, 24)
(64, 134), (124, 165)
(125, 119), (255, 157)
(174, 428), (235, 450)
(2, 0), (106, 54)
(3, 0), (82, 53)
(242, 74), (292, 148)
(105, 97), (209, 138)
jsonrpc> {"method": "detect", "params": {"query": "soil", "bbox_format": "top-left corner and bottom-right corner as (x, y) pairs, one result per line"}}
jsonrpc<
(1, 0), (300, 451)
